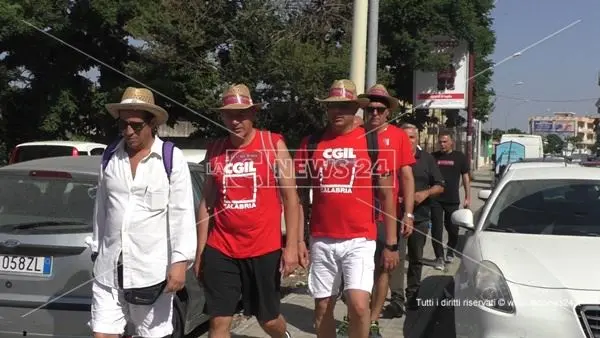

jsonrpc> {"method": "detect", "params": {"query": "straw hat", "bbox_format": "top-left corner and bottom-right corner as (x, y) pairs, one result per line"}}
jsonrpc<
(105, 87), (169, 125)
(213, 84), (263, 111)
(315, 79), (370, 107)
(358, 84), (399, 110)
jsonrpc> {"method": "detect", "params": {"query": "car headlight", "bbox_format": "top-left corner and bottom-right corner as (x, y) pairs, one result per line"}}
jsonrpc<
(473, 260), (515, 313)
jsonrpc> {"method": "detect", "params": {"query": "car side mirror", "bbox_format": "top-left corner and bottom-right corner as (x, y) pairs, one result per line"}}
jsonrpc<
(451, 209), (475, 231)
(478, 189), (492, 201)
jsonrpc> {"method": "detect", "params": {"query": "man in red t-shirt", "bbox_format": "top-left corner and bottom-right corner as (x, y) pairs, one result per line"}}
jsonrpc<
(195, 84), (299, 338)
(359, 84), (416, 334)
(295, 79), (401, 338)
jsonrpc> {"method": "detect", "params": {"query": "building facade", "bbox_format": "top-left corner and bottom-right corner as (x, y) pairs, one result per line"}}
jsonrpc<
(529, 112), (596, 152)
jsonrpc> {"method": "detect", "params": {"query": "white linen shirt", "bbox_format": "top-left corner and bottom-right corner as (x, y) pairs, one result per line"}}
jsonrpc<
(91, 137), (197, 289)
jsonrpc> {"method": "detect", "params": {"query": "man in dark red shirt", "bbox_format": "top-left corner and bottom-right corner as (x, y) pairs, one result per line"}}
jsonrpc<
(195, 84), (299, 338)
(358, 84), (416, 337)
(295, 79), (401, 338)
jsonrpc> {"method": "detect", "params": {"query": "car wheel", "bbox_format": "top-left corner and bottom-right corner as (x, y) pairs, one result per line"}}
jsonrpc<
(172, 296), (186, 338)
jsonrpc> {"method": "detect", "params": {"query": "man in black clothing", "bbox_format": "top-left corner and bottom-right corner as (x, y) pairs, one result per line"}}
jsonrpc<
(431, 130), (471, 271)
(382, 124), (445, 317)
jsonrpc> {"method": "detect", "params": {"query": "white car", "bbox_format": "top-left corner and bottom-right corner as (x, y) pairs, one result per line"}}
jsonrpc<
(451, 166), (600, 338)
(180, 149), (207, 164)
(492, 158), (577, 188)
(9, 141), (107, 164)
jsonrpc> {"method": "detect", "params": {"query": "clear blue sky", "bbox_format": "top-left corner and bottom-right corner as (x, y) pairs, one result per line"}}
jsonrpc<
(488, 0), (600, 131)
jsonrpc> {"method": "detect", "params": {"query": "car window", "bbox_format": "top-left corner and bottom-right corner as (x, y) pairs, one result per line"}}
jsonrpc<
(90, 148), (105, 155)
(189, 167), (207, 210)
(0, 175), (96, 233)
(16, 145), (75, 162)
(482, 179), (600, 236)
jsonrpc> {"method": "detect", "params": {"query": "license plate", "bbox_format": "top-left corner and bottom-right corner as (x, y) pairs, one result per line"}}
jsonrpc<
(0, 255), (52, 275)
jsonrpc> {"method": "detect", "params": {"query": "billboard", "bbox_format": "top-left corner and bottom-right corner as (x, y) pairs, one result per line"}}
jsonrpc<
(531, 120), (575, 136)
(413, 38), (469, 110)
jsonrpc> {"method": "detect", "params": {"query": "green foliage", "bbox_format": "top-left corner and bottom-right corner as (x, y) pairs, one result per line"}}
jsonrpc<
(0, 0), (496, 161)
(544, 134), (564, 154)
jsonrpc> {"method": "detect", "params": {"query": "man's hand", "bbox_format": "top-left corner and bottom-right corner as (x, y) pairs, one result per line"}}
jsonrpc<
(414, 190), (429, 205)
(401, 214), (414, 238)
(464, 197), (471, 209)
(280, 246), (299, 277)
(166, 261), (187, 293)
(192, 256), (202, 282)
(381, 248), (400, 271)
(298, 241), (310, 269)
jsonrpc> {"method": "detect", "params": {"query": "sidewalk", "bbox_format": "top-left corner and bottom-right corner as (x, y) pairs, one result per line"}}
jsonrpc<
(227, 233), (459, 338)
(472, 165), (493, 184)
(210, 186), (486, 338)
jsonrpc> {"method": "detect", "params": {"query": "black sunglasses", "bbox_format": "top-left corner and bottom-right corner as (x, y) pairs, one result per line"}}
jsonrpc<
(365, 107), (387, 114)
(117, 120), (146, 133)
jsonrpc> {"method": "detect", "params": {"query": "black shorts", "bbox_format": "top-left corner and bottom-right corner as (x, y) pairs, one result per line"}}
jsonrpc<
(201, 245), (282, 322)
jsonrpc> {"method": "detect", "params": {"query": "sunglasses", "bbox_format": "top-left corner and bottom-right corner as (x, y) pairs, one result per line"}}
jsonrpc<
(117, 120), (146, 133)
(365, 107), (387, 114)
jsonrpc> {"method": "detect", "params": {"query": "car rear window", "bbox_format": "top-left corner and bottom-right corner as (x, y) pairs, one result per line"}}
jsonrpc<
(15, 145), (76, 162)
(0, 175), (96, 233)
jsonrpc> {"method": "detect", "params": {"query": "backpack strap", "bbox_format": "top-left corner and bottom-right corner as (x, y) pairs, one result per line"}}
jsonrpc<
(101, 138), (123, 171)
(162, 141), (175, 182)
(259, 130), (278, 177)
(306, 128), (326, 178)
(363, 127), (380, 221)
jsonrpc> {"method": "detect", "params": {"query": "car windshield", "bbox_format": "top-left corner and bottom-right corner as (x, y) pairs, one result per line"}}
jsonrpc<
(0, 174), (96, 233)
(482, 179), (600, 237)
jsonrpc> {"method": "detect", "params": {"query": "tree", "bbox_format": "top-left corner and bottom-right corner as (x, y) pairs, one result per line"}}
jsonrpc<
(491, 128), (504, 141)
(544, 134), (564, 154)
(378, 0), (496, 123)
(506, 128), (525, 134)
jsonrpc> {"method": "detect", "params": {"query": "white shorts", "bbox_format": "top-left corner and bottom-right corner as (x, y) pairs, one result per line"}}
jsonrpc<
(308, 237), (376, 299)
(90, 281), (174, 337)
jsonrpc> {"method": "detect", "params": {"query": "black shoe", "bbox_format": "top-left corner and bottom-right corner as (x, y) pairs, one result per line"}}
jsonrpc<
(381, 300), (405, 318)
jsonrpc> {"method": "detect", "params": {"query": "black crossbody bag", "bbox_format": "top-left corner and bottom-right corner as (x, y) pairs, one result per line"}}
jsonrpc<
(117, 253), (167, 305)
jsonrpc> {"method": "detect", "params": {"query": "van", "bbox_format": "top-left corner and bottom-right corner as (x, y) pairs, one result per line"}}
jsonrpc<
(499, 134), (543, 159)
(8, 141), (107, 164)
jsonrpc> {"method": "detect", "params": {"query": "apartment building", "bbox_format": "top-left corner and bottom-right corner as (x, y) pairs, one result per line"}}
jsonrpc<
(529, 112), (596, 151)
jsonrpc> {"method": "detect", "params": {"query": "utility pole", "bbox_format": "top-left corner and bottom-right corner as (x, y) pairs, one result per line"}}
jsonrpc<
(466, 43), (476, 171)
(366, 0), (380, 89)
(350, 0), (368, 118)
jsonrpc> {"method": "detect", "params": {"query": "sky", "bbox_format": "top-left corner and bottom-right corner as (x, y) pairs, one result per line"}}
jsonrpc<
(487, 0), (600, 131)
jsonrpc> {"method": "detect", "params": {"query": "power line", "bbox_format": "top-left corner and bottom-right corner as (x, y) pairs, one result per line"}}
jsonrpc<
(495, 93), (598, 103)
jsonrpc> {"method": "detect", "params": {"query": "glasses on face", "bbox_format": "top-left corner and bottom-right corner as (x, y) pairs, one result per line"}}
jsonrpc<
(365, 106), (387, 114)
(117, 120), (146, 133)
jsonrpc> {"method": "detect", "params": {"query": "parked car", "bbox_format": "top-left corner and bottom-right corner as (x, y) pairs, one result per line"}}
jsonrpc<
(451, 166), (600, 338)
(491, 157), (576, 189)
(181, 149), (207, 164)
(8, 141), (107, 164)
(0, 156), (208, 337)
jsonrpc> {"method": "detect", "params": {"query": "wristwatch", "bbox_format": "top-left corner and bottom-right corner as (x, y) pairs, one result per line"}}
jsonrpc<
(384, 243), (399, 251)
(405, 213), (415, 219)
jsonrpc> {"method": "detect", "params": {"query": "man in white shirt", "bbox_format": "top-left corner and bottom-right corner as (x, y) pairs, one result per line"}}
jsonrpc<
(90, 87), (197, 338)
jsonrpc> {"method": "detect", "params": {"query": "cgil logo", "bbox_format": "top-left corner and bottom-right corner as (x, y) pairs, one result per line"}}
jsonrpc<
(224, 161), (257, 175)
(322, 148), (357, 159)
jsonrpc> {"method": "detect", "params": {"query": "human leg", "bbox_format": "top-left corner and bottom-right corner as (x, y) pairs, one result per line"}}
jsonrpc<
(442, 203), (460, 262)
(429, 200), (445, 270)
(382, 227), (407, 318)
(201, 245), (244, 338)
(309, 238), (342, 338)
(405, 221), (429, 310)
(239, 249), (290, 338)
(90, 281), (127, 338)
(341, 238), (376, 338)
